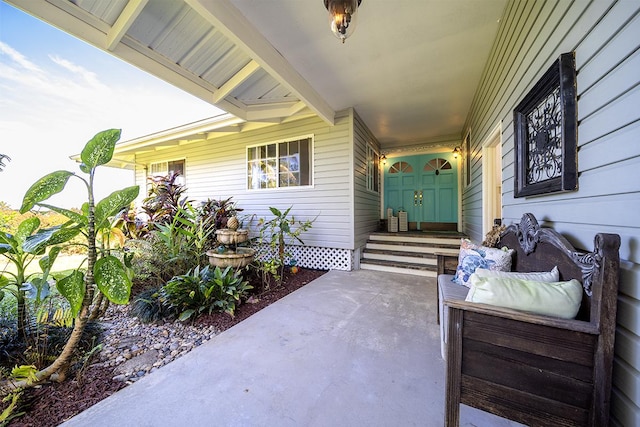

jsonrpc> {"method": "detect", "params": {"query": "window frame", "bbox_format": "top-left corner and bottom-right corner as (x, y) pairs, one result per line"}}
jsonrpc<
(462, 130), (472, 188)
(246, 135), (314, 191)
(148, 158), (186, 186)
(365, 143), (380, 193)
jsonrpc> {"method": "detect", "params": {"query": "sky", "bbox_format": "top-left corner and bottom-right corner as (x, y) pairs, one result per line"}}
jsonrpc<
(0, 2), (222, 210)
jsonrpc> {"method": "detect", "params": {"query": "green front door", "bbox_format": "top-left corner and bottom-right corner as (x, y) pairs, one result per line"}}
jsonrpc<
(384, 153), (458, 228)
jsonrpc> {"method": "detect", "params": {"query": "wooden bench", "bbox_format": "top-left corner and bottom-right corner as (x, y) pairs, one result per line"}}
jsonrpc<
(437, 213), (620, 426)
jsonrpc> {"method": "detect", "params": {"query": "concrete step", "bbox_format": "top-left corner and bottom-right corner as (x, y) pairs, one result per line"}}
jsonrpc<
(359, 232), (464, 277)
(359, 259), (437, 277)
(367, 232), (462, 247)
(365, 242), (459, 256)
(362, 250), (437, 266)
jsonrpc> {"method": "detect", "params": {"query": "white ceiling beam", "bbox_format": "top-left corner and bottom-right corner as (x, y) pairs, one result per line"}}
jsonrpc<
(281, 110), (316, 124)
(9, 0), (334, 127)
(114, 114), (244, 154)
(106, 0), (148, 51)
(212, 59), (260, 103)
(178, 138), (205, 146)
(287, 101), (308, 116)
(107, 157), (142, 170)
(186, 0), (335, 126)
(206, 125), (241, 137)
(114, 38), (247, 119)
(176, 134), (206, 143)
(244, 100), (305, 122)
(237, 121), (277, 133)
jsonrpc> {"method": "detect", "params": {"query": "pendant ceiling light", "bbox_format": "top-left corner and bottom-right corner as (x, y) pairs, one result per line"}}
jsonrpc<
(324, 0), (362, 43)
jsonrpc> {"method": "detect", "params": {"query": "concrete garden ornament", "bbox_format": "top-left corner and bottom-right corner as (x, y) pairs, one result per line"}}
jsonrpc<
(206, 217), (255, 268)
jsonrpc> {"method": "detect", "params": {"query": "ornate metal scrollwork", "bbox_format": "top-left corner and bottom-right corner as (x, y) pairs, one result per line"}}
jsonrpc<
(513, 52), (577, 198)
(525, 86), (563, 185)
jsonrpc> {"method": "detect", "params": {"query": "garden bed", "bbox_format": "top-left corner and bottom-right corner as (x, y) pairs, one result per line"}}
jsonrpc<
(3, 268), (327, 427)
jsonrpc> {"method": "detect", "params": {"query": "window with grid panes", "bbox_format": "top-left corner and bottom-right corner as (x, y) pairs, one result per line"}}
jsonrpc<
(366, 144), (379, 192)
(247, 137), (312, 189)
(149, 159), (185, 187)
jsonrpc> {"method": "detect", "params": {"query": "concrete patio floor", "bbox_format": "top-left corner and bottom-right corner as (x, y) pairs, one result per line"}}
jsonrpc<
(62, 270), (521, 427)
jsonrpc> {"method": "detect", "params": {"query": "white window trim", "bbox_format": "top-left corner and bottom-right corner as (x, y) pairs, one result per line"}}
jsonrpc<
(148, 158), (186, 186)
(246, 134), (314, 191)
(365, 143), (380, 193)
(462, 130), (472, 189)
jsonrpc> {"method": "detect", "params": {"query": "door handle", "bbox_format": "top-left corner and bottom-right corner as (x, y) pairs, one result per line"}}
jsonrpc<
(414, 191), (418, 206)
(419, 191), (423, 206)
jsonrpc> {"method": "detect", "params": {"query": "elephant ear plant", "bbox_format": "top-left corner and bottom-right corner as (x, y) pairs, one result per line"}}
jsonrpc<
(0, 218), (72, 340)
(0, 129), (139, 392)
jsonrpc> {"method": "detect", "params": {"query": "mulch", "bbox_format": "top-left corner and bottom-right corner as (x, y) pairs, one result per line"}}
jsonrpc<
(4, 268), (327, 427)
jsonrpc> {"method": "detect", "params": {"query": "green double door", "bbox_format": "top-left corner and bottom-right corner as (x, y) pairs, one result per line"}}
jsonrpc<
(384, 153), (458, 228)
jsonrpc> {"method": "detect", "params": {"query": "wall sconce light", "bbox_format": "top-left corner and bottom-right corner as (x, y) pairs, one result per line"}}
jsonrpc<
(452, 147), (462, 159)
(324, 0), (362, 43)
(381, 154), (387, 165)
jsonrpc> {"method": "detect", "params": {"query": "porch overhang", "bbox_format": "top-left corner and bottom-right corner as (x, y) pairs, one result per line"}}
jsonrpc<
(7, 0), (336, 130)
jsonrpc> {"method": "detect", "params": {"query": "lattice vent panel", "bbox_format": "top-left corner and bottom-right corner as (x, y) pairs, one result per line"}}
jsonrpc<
(253, 244), (353, 271)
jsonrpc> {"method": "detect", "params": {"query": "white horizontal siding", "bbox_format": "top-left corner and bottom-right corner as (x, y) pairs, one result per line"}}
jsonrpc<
(134, 110), (355, 250)
(464, 0), (640, 423)
(353, 110), (381, 250)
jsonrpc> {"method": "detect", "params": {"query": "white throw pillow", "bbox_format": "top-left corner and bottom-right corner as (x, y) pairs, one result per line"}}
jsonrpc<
(473, 266), (559, 282)
(466, 274), (583, 319)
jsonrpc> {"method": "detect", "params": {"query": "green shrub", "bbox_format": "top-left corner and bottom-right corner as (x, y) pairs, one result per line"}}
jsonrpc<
(125, 237), (166, 287)
(161, 265), (252, 321)
(129, 287), (167, 323)
(255, 206), (315, 288)
(130, 202), (217, 287)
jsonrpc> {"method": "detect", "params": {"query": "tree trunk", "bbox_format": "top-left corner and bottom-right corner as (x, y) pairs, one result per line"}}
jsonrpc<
(89, 292), (109, 320)
(1, 176), (99, 393)
(0, 302), (90, 392)
(16, 292), (28, 340)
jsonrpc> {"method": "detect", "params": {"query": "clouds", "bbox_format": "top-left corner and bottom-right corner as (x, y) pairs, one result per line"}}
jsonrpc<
(49, 54), (105, 88)
(0, 41), (42, 72)
(0, 31), (218, 209)
(0, 41), (114, 126)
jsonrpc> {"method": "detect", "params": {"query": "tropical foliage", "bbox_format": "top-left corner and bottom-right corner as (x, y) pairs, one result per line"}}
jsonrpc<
(255, 206), (315, 288)
(0, 127), (318, 411)
(0, 217), (69, 338)
(141, 171), (189, 228)
(162, 265), (252, 321)
(0, 128), (139, 392)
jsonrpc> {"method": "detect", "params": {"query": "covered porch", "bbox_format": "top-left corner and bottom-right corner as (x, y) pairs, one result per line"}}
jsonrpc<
(61, 269), (520, 426)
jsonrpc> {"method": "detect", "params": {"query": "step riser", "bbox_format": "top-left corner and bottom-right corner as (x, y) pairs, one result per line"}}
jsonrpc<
(368, 235), (461, 245)
(362, 253), (436, 266)
(360, 263), (437, 278)
(360, 233), (462, 276)
(366, 243), (459, 256)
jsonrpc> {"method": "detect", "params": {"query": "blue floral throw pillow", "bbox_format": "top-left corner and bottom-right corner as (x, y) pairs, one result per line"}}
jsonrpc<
(452, 239), (514, 287)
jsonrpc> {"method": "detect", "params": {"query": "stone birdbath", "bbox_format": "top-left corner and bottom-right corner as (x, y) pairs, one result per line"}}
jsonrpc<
(206, 228), (255, 269)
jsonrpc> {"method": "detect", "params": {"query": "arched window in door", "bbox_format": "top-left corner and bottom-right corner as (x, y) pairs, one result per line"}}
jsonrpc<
(424, 158), (452, 175)
(389, 161), (413, 173)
